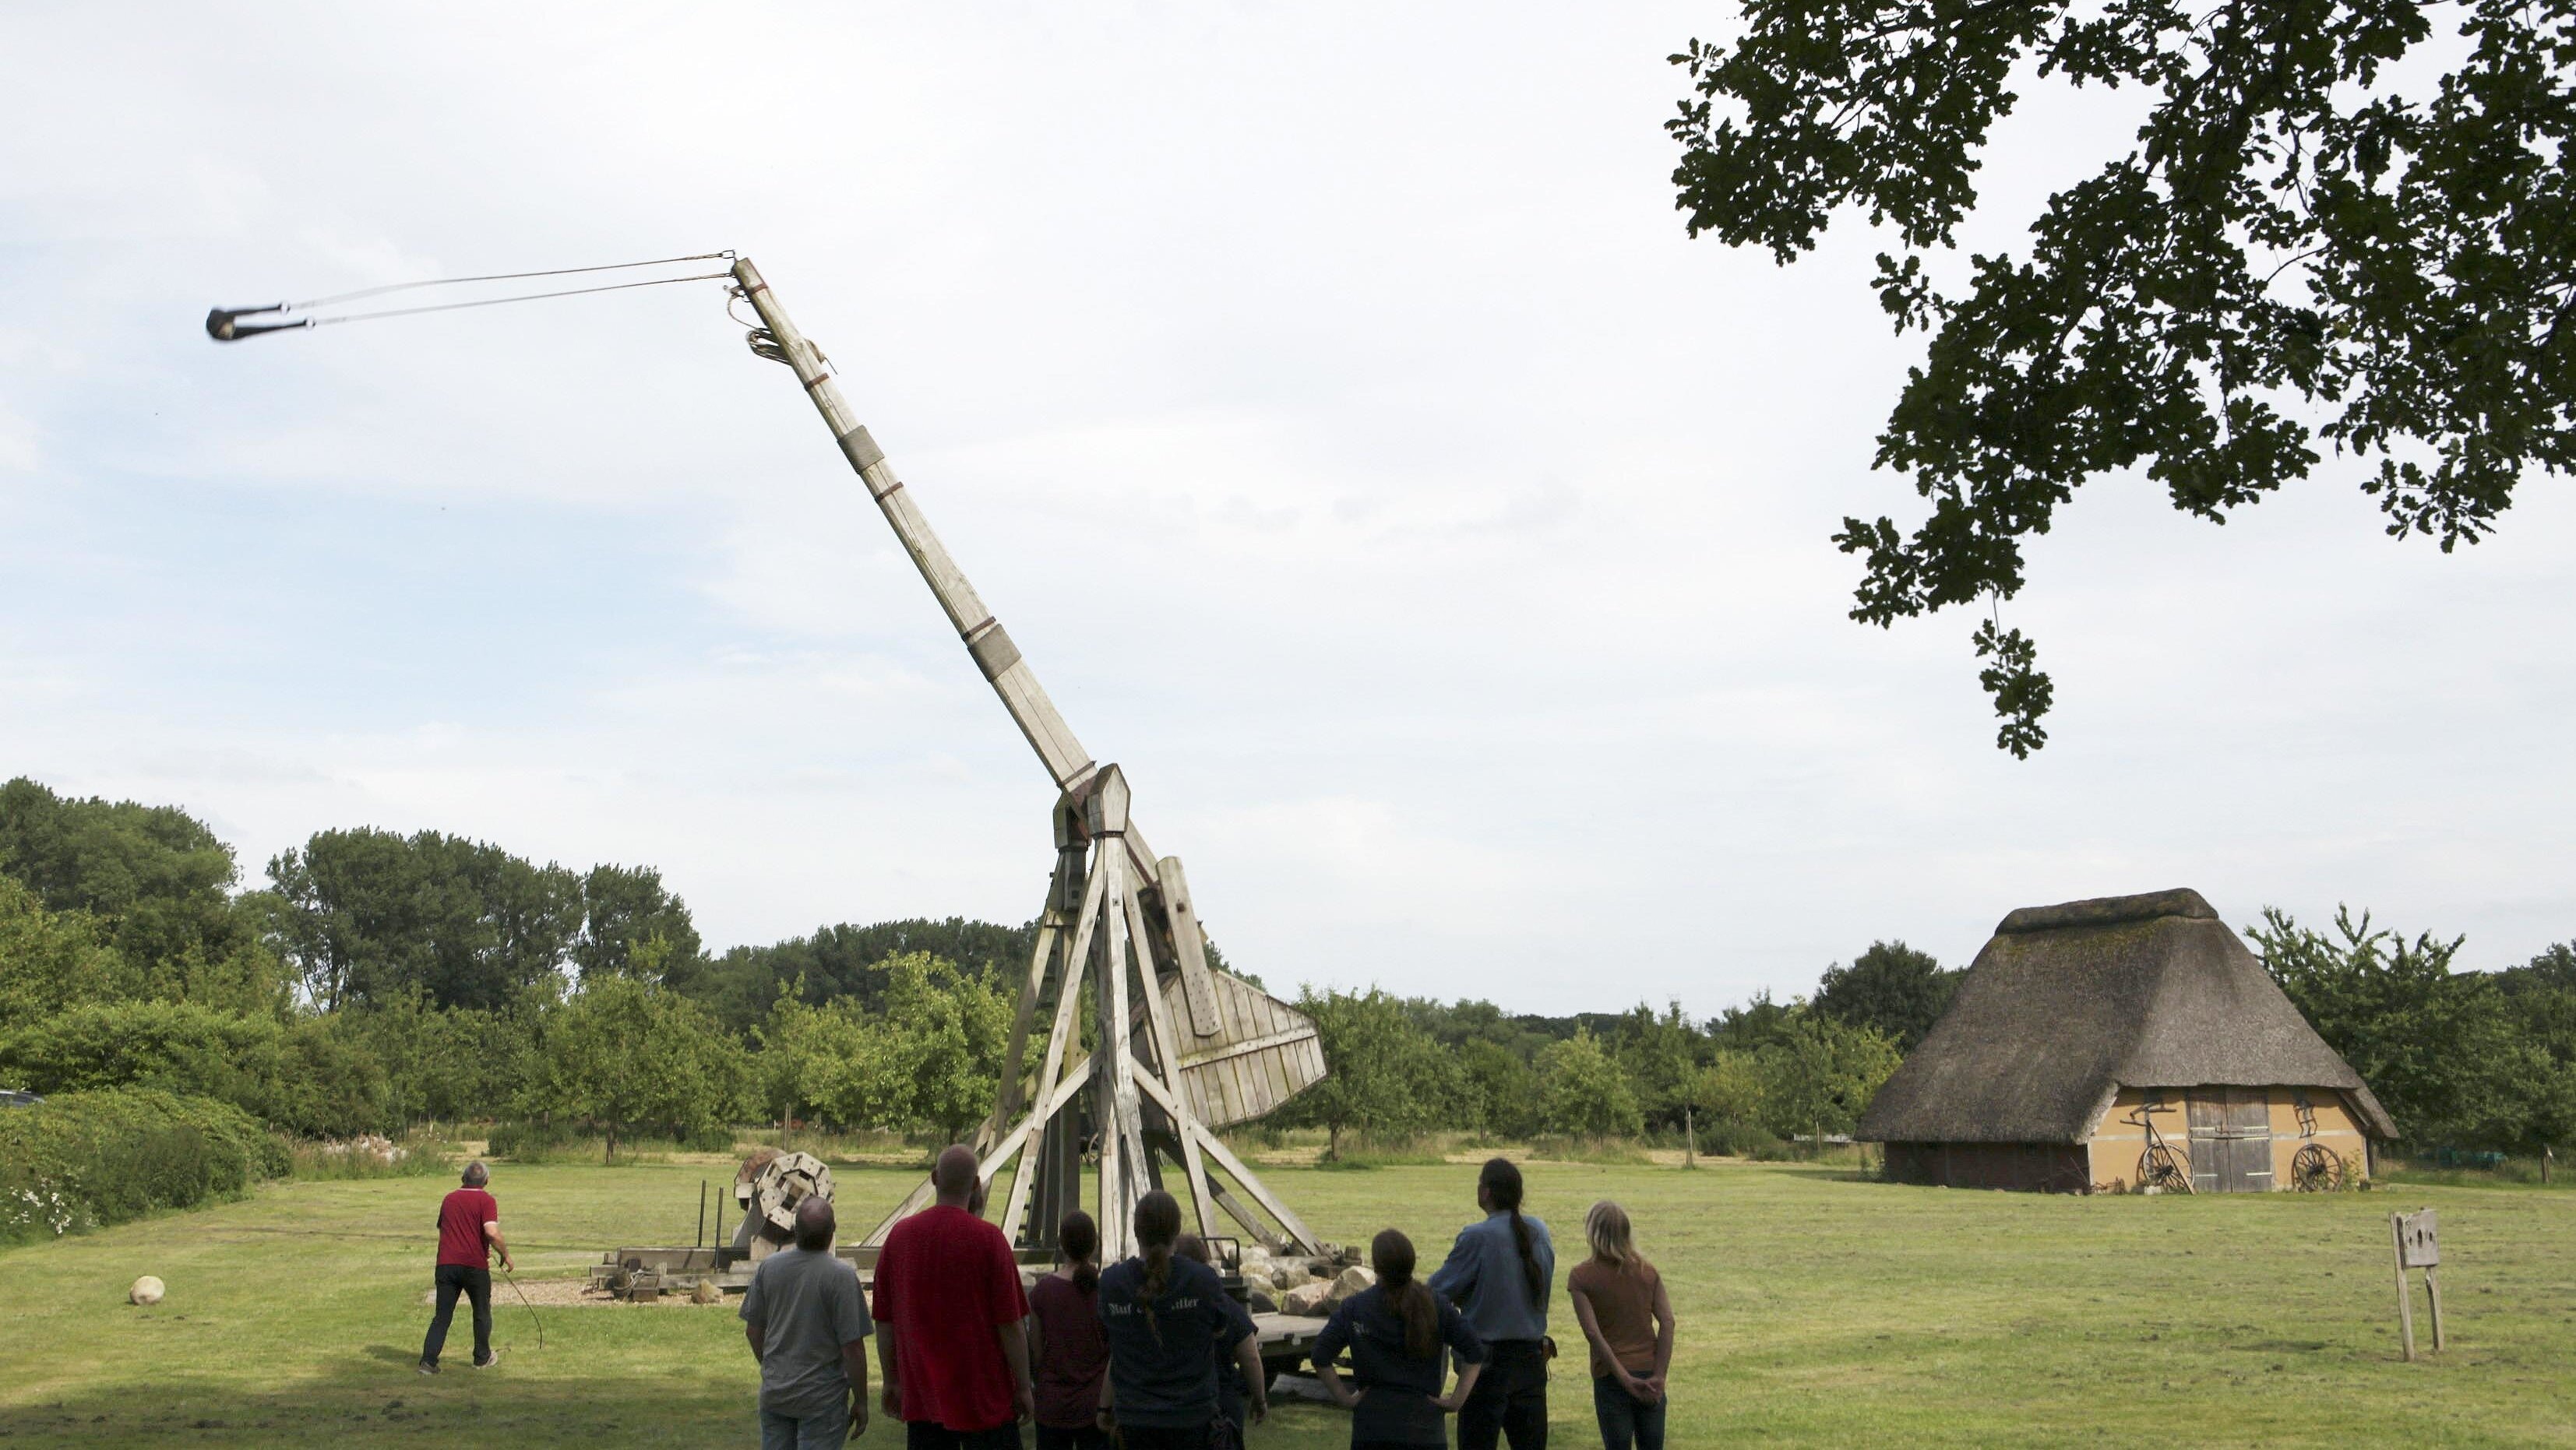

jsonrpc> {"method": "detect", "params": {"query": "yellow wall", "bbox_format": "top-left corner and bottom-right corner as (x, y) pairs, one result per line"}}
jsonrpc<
(2083, 1085), (2370, 1191)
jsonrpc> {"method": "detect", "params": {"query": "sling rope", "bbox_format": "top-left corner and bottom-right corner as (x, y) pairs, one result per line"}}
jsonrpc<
(289, 251), (735, 310)
(311, 269), (735, 327)
(207, 250), (734, 339)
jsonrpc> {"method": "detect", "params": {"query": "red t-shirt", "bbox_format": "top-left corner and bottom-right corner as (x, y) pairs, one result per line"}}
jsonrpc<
(435, 1188), (499, 1268)
(870, 1205), (1030, 1431)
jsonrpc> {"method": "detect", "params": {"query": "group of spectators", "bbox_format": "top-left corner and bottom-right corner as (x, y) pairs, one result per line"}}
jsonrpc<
(421, 1149), (1677, 1450)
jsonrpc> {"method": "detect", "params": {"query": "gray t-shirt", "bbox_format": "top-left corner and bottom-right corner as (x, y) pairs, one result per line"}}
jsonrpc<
(738, 1247), (873, 1417)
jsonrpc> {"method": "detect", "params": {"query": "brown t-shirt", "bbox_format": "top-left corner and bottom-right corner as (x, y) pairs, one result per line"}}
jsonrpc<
(1566, 1258), (1662, 1378)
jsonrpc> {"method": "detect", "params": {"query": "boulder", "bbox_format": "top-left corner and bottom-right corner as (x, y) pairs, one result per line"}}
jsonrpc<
(1271, 1265), (1312, 1293)
(1323, 1265), (1376, 1311)
(129, 1276), (165, 1306)
(1247, 1286), (1277, 1314)
(1281, 1281), (1331, 1317)
(690, 1277), (724, 1305)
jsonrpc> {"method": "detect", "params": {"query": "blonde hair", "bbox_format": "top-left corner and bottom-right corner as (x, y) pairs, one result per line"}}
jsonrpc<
(1584, 1199), (1649, 1276)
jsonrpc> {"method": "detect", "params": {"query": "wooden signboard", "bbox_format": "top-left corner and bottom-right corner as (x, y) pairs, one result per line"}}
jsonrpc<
(2390, 1208), (2445, 1360)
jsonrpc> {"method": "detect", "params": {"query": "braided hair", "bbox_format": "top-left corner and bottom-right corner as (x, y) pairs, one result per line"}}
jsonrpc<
(1479, 1158), (1545, 1303)
(1133, 1190), (1183, 1339)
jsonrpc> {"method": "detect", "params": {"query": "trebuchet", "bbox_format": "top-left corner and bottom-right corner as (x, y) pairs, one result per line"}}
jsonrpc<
(728, 258), (1328, 1261)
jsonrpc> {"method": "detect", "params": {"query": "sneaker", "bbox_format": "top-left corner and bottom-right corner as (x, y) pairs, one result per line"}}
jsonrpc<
(417, 1363), (439, 1376)
(470, 1351), (502, 1369)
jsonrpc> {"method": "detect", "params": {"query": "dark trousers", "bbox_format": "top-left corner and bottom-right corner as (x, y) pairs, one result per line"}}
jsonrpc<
(1034, 1427), (1112, 1450)
(1117, 1427), (1211, 1450)
(421, 1263), (492, 1367)
(1457, 1338), (1547, 1450)
(906, 1421), (1024, 1450)
(1590, 1375), (1665, 1450)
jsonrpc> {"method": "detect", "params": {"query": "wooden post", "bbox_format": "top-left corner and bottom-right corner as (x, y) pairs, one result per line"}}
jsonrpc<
(2391, 1212), (2416, 1362)
(1684, 1104), (1697, 1169)
(2425, 1265), (2445, 1351)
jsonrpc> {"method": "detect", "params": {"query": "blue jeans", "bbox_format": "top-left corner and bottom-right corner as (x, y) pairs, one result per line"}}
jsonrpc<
(1591, 1375), (1665, 1450)
(761, 1397), (852, 1450)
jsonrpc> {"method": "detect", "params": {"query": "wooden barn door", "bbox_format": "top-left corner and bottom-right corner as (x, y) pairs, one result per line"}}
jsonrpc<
(2187, 1089), (2276, 1192)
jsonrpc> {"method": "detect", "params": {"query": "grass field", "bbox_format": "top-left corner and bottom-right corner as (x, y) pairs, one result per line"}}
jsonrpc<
(2, 1159), (2571, 1447)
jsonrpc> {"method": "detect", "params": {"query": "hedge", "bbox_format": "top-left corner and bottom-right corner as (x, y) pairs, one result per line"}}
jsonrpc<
(0, 1088), (284, 1243)
(0, 998), (386, 1138)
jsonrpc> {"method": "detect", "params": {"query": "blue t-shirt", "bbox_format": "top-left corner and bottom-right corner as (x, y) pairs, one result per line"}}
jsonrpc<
(1427, 1210), (1554, 1343)
(1097, 1255), (1256, 1429)
(1315, 1283), (1488, 1446)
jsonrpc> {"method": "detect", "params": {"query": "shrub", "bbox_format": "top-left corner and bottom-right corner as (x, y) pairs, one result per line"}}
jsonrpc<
(1695, 1118), (1782, 1158)
(681, 1122), (738, 1154)
(0, 1088), (276, 1241)
(1526, 1135), (1651, 1164)
(0, 999), (387, 1137)
(487, 1118), (738, 1163)
(485, 1120), (574, 1160)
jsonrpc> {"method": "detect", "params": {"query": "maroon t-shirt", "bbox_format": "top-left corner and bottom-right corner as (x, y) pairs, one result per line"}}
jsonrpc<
(1028, 1271), (1109, 1428)
(435, 1187), (499, 1268)
(871, 1205), (1030, 1431)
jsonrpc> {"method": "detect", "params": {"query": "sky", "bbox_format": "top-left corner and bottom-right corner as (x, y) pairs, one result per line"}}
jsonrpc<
(2, 4), (2569, 1018)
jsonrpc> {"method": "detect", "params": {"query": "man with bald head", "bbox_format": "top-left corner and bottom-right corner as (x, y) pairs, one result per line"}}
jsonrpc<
(872, 1144), (1036, 1448)
(742, 1195), (872, 1448)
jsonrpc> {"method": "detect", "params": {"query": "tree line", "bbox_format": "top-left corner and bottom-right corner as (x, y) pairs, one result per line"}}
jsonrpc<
(5, 775), (2571, 1159)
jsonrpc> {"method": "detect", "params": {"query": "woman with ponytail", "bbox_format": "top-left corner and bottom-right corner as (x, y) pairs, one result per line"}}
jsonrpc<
(1316, 1228), (1488, 1448)
(1028, 1210), (1111, 1449)
(1096, 1191), (1268, 1449)
(1428, 1159), (1556, 1450)
(1566, 1201), (1673, 1450)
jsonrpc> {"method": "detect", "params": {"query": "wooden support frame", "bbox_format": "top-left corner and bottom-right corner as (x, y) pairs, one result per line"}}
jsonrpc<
(863, 764), (1327, 1261)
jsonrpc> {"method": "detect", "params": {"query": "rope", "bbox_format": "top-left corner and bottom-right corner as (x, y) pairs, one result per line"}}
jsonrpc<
(292, 251), (735, 310)
(502, 1265), (546, 1350)
(308, 269), (735, 327)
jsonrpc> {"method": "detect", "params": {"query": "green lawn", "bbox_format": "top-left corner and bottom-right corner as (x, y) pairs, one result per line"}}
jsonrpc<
(2, 1160), (2571, 1446)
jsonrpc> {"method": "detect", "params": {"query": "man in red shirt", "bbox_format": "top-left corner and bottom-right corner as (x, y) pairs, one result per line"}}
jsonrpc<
(419, 1160), (513, 1374)
(872, 1145), (1035, 1448)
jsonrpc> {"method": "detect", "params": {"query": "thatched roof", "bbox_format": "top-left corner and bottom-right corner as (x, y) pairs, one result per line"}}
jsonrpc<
(1857, 889), (2397, 1144)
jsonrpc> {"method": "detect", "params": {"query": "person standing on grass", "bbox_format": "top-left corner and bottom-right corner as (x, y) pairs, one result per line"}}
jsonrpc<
(1564, 1202), (1673, 1450)
(742, 1196), (873, 1450)
(1027, 1210), (1112, 1450)
(1429, 1159), (1555, 1450)
(1315, 1228), (1488, 1450)
(419, 1160), (512, 1374)
(1096, 1191), (1269, 1449)
(873, 1145), (1036, 1448)
(1172, 1234), (1248, 1446)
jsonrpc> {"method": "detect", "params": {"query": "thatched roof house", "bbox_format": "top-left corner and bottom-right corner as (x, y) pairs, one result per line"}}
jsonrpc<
(1859, 889), (2395, 1192)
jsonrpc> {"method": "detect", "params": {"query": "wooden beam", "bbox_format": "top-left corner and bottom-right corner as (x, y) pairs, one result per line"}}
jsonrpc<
(1177, 1023), (1320, 1070)
(1034, 864), (1108, 1100)
(1155, 855), (1222, 1037)
(1129, 882), (1218, 1239)
(1208, 1177), (1290, 1254)
(1131, 1069), (1324, 1255)
(996, 909), (1062, 1122)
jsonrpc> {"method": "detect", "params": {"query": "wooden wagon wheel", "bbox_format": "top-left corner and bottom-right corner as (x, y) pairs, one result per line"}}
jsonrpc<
(2291, 1142), (2342, 1191)
(2138, 1143), (2193, 1194)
